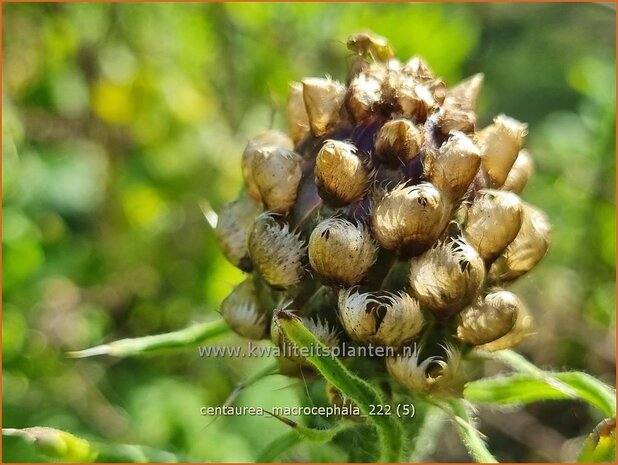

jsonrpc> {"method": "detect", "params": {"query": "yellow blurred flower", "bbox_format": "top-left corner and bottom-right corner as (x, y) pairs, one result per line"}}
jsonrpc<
(91, 79), (135, 125)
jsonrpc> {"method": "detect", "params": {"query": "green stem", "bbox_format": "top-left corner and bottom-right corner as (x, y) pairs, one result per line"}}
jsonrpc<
(446, 400), (498, 463)
(406, 400), (447, 461)
(277, 312), (404, 462)
(303, 284), (330, 310)
(477, 349), (548, 377)
(67, 319), (230, 358)
(378, 256), (398, 290)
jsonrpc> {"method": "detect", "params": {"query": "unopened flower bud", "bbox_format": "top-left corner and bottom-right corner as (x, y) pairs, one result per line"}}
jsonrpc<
(438, 73), (483, 134)
(449, 73), (484, 109)
(338, 289), (424, 347)
(463, 189), (523, 261)
(476, 114), (527, 187)
(425, 79), (447, 106)
(302, 78), (346, 136)
(347, 67), (385, 122)
(502, 149), (534, 194)
(424, 131), (481, 200)
(438, 106), (476, 135)
(242, 130), (294, 202)
(386, 344), (463, 397)
(287, 82), (310, 145)
(249, 214), (306, 289)
(489, 204), (551, 284)
(456, 290), (520, 345)
(371, 183), (450, 255)
(221, 279), (268, 340)
(397, 77), (444, 121)
(477, 297), (534, 351)
(315, 140), (371, 205)
(397, 79), (422, 119)
(309, 218), (378, 286)
(252, 146), (302, 214)
(401, 56), (435, 82)
(215, 197), (261, 271)
(409, 237), (485, 316)
(374, 119), (424, 166)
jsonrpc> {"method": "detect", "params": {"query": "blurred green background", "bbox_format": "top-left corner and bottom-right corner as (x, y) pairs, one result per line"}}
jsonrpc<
(2, 2), (615, 462)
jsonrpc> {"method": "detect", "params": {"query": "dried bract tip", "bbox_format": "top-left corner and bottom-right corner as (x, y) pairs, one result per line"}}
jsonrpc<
(371, 183), (450, 256)
(424, 79), (447, 107)
(476, 114), (527, 187)
(456, 290), (520, 345)
(302, 78), (346, 136)
(502, 149), (534, 194)
(438, 104), (476, 135)
(309, 218), (378, 286)
(438, 75), (483, 133)
(489, 204), (551, 284)
(424, 131), (481, 200)
(221, 279), (268, 340)
(287, 82), (310, 145)
(463, 189), (523, 261)
(242, 130), (294, 201)
(477, 296), (534, 351)
(252, 146), (302, 214)
(338, 289), (424, 347)
(374, 119), (424, 166)
(447, 73), (484, 111)
(215, 196), (261, 271)
(401, 56), (435, 82)
(315, 140), (371, 205)
(347, 67), (385, 122)
(386, 344), (463, 397)
(249, 214), (306, 289)
(409, 237), (485, 316)
(397, 76), (445, 121)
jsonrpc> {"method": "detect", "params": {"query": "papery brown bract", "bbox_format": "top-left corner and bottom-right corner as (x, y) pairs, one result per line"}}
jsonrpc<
(309, 218), (378, 286)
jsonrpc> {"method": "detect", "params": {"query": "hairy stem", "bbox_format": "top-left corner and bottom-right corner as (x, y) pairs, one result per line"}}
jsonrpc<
(445, 400), (498, 463)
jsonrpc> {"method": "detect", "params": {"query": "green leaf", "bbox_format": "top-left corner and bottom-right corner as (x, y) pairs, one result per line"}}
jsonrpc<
(471, 350), (616, 417)
(578, 419), (616, 463)
(465, 373), (572, 404)
(556, 372), (616, 417)
(276, 311), (404, 462)
(67, 318), (230, 358)
(447, 400), (498, 463)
